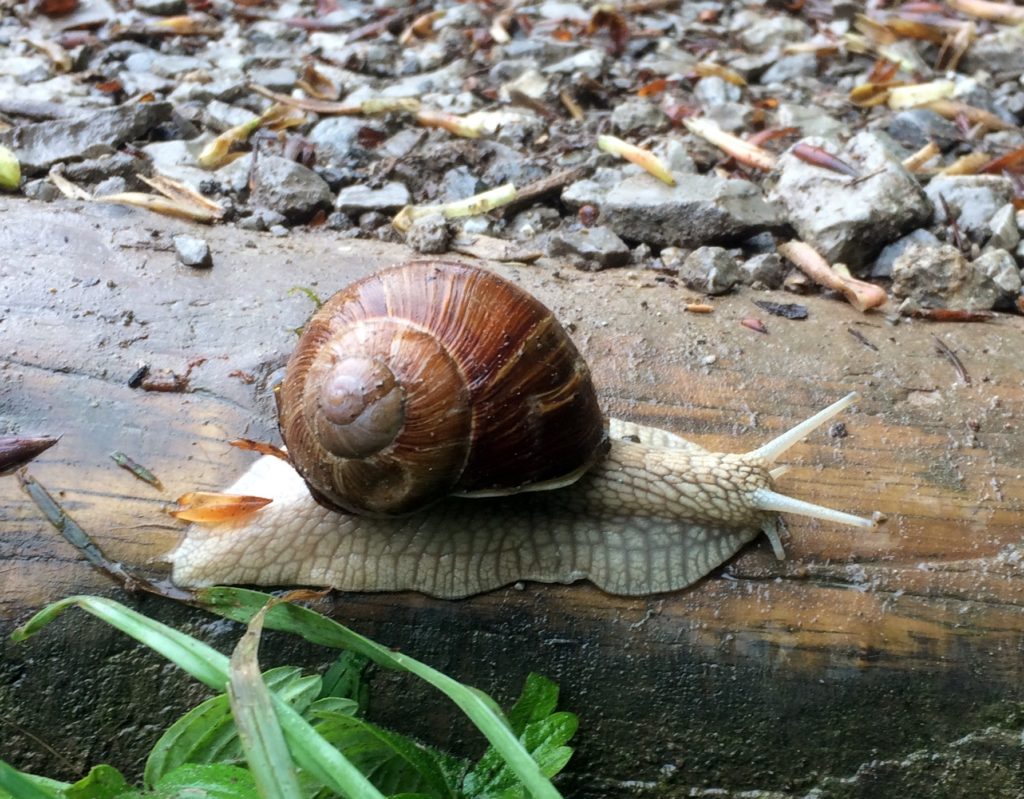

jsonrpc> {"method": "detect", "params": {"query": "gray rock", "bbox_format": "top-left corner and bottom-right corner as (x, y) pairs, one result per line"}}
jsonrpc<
(440, 166), (482, 202)
(335, 181), (410, 214)
(872, 228), (941, 278)
(93, 176), (127, 196)
(404, 213), (451, 254)
(250, 155), (333, 222)
(548, 226), (630, 270)
(732, 12), (812, 50)
(652, 139), (696, 174)
(214, 152), (254, 195)
(246, 67), (297, 92)
(326, 211), (355, 231)
(770, 132), (932, 270)
(986, 204), (1020, 252)
(1, 103), (172, 175)
(760, 53), (818, 84)
(774, 104), (845, 137)
(561, 167), (624, 208)
(382, 58), (467, 96)
(658, 247), (688, 270)
(379, 128), (425, 159)
(308, 117), (368, 164)
(173, 234), (213, 268)
(611, 99), (667, 135)
(887, 109), (960, 152)
(64, 152), (146, 185)
(680, 247), (741, 295)
(148, 54), (208, 78)
(134, 0), (186, 15)
(511, 206), (562, 239)
(574, 173), (782, 248)
(972, 249), (1021, 308)
(123, 50), (158, 73)
(891, 242), (1019, 311)
(739, 252), (785, 289)
(544, 48), (606, 77)
(964, 26), (1024, 74)
(924, 175), (1014, 240)
(694, 76), (742, 108)
(701, 102), (753, 133)
(203, 100), (257, 131)
(238, 208), (288, 231)
(22, 178), (60, 202)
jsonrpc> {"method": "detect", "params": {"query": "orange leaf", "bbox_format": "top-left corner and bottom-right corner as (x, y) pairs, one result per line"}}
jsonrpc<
(169, 492), (272, 522)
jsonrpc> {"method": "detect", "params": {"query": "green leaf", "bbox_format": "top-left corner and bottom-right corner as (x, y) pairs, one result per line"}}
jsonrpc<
(64, 765), (131, 799)
(157, 763), (257, 798)
(0, 758), (66, 799)
(226, 606), (304, 799)
(119, 764), (259, 799)
(463, 677), (577, 799)
(197, 588), (564, 799)
(12, 596), (386, 799)
(505, 675), (559, 737)
(313, 712), (458, 798)
(320, 651), (370, 711)
(145, 668), (322, 787)
(307, 696), (360, 718)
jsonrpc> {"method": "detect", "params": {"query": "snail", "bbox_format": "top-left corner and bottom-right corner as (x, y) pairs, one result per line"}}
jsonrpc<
(170, 260), (876, 598)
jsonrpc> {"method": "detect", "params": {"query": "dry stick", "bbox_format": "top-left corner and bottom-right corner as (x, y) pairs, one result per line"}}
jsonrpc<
(497, 166), (587, 216)
(847, 327), (879, 352)
(16, 469), (195, 601)
(933, 337), (972, 386)
(777, 241), (887, 312)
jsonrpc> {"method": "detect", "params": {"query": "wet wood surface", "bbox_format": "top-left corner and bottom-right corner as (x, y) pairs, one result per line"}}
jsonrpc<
(2, 197), (1023, 794)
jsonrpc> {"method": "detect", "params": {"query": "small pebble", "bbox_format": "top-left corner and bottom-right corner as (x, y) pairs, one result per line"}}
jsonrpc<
(173, 234), (213, 269)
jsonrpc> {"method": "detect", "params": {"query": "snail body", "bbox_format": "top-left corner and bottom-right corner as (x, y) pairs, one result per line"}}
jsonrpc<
(170, 261), (876, 597)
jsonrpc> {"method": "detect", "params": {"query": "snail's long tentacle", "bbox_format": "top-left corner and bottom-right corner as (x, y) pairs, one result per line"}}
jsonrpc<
(750, 487), (876, 529)
(747, 392), (859, 463)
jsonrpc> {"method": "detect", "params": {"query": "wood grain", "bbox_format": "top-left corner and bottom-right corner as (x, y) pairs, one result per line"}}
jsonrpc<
(1, 198), (1022, 794)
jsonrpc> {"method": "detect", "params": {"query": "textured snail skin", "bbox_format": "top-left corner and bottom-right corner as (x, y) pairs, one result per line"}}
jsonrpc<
(170, 420), (771, 597)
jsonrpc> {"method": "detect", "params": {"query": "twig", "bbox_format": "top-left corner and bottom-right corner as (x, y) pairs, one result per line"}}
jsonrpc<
(17, 469), (195, 601)
(497, 166), (586, 216)
(847, 327), (879, 351)
(933, 336), (971, 385)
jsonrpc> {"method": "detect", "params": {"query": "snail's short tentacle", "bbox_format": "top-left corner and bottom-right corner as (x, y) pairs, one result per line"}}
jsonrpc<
(761, 517), (786, 560)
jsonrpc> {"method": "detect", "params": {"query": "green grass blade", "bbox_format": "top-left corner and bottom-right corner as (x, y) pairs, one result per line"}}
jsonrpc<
(11, 596), (389, 799)
(0, 759), (64, 799)
(198, 588), (564, 799)
(12, 595), (230, 691)
(227, 609), (304, 799)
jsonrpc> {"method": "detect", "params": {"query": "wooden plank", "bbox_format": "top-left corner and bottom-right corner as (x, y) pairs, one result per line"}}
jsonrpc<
(1, 198), (1022, 794)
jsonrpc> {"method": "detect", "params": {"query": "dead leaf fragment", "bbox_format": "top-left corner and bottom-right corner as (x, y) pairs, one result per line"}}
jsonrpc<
(683, 117), (777, 171)
(169, 492), (273, 522)
(597, 135), (675, 185)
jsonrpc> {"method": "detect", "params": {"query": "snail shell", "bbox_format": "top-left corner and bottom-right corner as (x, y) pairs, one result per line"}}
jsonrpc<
(277, 261), (607, 516)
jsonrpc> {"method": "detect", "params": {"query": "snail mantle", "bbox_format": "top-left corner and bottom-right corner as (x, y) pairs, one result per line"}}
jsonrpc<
(169, 261), (876, 598)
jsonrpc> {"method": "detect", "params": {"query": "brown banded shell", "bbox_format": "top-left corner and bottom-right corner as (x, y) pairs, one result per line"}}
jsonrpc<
(277, 260), (607, 516)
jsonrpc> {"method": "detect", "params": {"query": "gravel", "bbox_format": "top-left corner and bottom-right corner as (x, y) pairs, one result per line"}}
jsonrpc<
(1, 0), (1023, 314)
